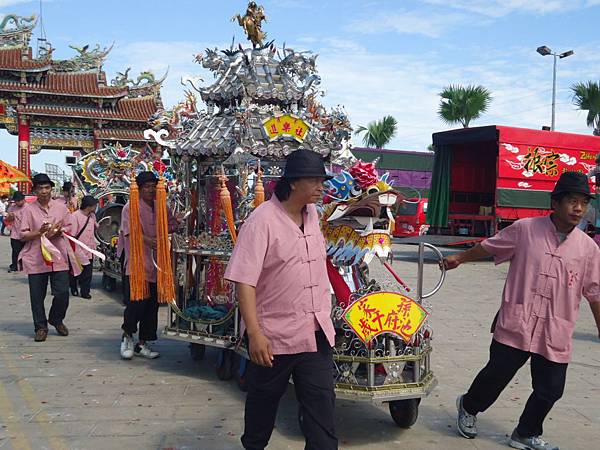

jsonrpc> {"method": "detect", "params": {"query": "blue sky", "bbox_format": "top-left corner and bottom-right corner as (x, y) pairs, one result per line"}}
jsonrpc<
(2, 0), (600, 172)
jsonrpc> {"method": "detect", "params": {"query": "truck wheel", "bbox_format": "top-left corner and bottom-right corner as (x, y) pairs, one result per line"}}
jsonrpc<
(389, 398), (420, 428)
(216, 350), (234, 381)
(189, 343), (205, 361)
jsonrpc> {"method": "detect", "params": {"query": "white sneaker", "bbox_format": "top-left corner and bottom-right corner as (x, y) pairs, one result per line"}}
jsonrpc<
(120, 334), (134, 360)
(134, 343), (160, 359)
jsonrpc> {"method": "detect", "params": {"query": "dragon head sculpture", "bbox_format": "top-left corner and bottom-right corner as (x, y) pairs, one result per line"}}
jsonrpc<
(321, 160), (404, 266)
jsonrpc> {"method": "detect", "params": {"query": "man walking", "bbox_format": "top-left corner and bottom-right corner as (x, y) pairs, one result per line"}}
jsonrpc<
(69, 195), (98, 299)
(19, 174), (72, 342)
(119, 172), (179, 360)
(6, 191), (26, 272)
(444, 172), (600, 450)
(225, 149), (338, 450)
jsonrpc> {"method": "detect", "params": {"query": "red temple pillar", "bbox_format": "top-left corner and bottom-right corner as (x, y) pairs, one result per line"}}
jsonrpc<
(17, 114), (30, 194)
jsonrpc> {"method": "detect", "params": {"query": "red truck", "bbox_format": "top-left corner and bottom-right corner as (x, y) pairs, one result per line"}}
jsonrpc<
(426, 125), (600, 235)
(393, 197), (429, 237)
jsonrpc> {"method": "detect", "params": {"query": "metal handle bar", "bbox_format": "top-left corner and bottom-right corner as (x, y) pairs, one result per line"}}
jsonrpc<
(417, 242), (446, 300)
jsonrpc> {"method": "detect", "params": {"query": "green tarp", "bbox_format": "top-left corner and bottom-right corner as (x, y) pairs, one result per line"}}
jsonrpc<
(497, 189), (551, 209)
(351, 149), (434, 171)
(426, 145), (451, 226)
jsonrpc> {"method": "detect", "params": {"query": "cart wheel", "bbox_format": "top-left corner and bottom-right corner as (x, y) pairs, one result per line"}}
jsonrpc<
(235, 355), (248, 392)
(217, 350), (234, 381)
(102, 274), (116, 292)
(389, 398), (420, 428)
(189, 343), (206, 361)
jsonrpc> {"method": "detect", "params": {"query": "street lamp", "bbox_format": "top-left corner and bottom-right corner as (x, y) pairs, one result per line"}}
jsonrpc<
(536, 46), (574, 131)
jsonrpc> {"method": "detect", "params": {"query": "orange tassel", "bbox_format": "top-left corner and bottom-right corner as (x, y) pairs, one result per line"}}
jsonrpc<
(129, 182), (149, 301)
(253, 168), (264, 207)
(156, 177), (176, 304)
(219, 172), (237, 243)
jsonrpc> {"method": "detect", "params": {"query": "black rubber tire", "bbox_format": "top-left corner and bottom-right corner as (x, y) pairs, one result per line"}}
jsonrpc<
(389, 398), (420, 428)
(102, 274), (116, 292)
(189, 343), (206, 361)
(216, 350), (234, 381)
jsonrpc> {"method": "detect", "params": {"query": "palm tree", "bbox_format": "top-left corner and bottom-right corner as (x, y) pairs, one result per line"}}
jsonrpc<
(571, 81), (600, 135)
(438, 84), (492, 128)
(354, 115), (398, 148)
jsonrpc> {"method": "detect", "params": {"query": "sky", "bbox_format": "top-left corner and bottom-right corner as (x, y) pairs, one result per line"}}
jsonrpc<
(2, 0), (600, 172)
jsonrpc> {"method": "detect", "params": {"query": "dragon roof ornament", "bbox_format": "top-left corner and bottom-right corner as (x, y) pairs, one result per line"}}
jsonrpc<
(52, 43), (114, 72)
(111, 68), (168, 97)
(0, 14), (37, 48)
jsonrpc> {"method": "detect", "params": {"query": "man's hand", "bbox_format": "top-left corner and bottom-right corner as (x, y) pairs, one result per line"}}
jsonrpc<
(143, 236), (157, 249)
(248, 331), (274, 368)
(442, 254), (462, 270)
(39, 222), (52, 235)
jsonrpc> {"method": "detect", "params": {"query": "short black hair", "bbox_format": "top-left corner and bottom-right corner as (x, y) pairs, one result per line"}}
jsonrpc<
(274, 177), (292, 201)
(80, 195), (99, 210)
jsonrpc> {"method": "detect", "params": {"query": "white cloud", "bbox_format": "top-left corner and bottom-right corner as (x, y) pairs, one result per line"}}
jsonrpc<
(347, 10), (469, 38)
(423, 0), (597, 17)
(0, 1), (37, 8)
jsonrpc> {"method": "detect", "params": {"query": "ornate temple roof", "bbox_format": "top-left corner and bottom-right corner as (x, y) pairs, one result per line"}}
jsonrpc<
(0, 47), (51, 71)
(94, 128), (147, 141)
(175, 107), (333, 158)
(0, 71), (128, 98)
(197, 46), (310, 106)
(17, 96), (159, 121)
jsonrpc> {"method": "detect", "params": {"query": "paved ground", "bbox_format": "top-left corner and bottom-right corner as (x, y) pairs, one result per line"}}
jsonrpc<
(0, 237), (598, 450)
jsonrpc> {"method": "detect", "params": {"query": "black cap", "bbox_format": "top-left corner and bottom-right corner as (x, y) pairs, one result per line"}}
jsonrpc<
(31, 173), (55, 188)
(283, 149), (332, 180)
(551, 171), (594, 199)
(62, 181), (73, 191)
(80, 195), (99, 210)
(135, 171), (158, 187)
(12, 191), (25, 201)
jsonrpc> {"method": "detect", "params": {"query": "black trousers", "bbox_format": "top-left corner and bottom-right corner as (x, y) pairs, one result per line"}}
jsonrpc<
(121, 276), (158, 341)
(463, 339), (567, 438)
(70, 263), (93, 296)
(10, 238), (23, 271)
(28, 271), (70, 331)
(242, 331), (338, 450)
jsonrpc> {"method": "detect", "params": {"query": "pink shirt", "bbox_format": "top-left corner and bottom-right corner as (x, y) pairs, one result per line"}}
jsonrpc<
(70, 209), (97, 263)
(120, 200), (178, 283)
(7, 204), (25, 240)
(224, 195), (335, 355)
(481, 216), (600, 363)
(19, 199), (72, 275)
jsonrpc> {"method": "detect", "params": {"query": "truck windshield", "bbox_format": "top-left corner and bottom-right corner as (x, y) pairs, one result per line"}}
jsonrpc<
(397, 202), (418, 215)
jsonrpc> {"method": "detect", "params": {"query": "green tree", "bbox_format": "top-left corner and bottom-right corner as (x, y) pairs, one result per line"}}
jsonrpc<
(438, 84), (492, 128)
(354, 115), (398, 148)
(571, 81), (600, 136)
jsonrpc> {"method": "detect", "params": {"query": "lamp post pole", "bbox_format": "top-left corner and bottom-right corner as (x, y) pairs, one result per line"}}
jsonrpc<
(537, 46), (574, 131)
(551, 53), (557, 131)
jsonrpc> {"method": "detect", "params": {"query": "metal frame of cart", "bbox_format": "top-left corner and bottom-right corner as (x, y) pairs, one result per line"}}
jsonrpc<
(163, 242), (445, 427)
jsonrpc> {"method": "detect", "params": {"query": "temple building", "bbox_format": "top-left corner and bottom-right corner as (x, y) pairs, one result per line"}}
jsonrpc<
(0, 14), (164, 190)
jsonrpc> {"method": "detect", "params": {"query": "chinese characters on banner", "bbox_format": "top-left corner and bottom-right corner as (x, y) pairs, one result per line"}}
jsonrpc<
(344, 292), (429, 344)
(262, 114), (310, 142)
(522, 146), (560, 177)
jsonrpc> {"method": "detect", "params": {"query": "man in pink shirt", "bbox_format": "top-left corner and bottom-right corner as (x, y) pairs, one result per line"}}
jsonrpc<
(225, 149), (337, 450)
(6, 191), (26, 272)
(444, 172), (600, 450)
(119, 171), (180, 360)
(69, 195), (98, 299)
(20, 174), (73, 342)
